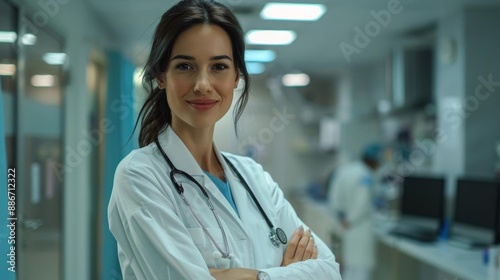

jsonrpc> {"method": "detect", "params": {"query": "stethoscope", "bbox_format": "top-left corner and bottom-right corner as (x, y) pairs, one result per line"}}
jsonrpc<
(155, 139), (287, 260)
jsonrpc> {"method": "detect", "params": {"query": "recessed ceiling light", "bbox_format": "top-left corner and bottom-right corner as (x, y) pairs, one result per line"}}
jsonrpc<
(0, 31), (17, 43)
(246, 62), (266, 75)
(282, 73), (310, 87)
(245, 50), (276, 62)
(245, 30), (296, 45)
(22, 33), (37, 45)
(43, 53), (67, 65)
(0, 64), (16, 76)
(261, 3), (327, 21)
(31, 75), (56, 87)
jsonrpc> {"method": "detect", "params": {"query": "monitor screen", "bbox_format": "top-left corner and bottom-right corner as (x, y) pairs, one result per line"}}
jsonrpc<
(450, 178), (500, 246)
(400, 176), (445, 220)
(454, 179), (499, 230)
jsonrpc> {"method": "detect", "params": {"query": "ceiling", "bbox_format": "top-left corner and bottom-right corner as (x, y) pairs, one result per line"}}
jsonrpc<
(86, 0), (498, 76)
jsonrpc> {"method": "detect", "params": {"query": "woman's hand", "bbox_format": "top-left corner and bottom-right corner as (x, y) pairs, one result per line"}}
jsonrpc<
(281, 226), (318, 266)
(209, 268), (258, 280)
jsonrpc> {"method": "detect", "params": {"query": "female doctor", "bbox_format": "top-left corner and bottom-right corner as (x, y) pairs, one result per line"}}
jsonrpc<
(108, 1), (341, 279)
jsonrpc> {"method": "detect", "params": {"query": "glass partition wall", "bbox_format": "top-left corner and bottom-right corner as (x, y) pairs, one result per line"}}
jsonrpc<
(1, 0), (65, 279)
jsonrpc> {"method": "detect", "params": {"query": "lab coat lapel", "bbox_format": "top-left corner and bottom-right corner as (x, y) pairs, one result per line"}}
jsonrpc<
(159, 127), (243, 225)
(217, 150), (250, 228)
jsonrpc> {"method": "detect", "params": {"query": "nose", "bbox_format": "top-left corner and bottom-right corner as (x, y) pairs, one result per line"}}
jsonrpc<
(194, 70), (212, 94)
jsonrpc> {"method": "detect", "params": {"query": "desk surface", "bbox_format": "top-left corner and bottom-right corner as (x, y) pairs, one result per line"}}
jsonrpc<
(376, 228), (486, 280)
(296, 197), (488, 280)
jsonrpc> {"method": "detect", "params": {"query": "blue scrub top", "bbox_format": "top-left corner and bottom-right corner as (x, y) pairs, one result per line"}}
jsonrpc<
(204, 171), (239, 217)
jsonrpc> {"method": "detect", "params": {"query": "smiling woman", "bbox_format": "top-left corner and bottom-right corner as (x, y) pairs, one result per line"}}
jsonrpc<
(107, 1), (341, 279)
(157, 24), (239, 133)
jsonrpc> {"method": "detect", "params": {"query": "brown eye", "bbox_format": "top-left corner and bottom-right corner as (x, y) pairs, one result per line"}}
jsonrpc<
(176, 63), (193, 71)
(213, 64), (229, 71)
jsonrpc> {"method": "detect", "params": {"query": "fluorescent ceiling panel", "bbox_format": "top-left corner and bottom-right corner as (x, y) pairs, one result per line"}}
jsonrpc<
(0, 31), (17, 43)
(282, 73), (310, 87)
(246, 62), (266, 75)
(245, 30), (296, 45)
(43, 53), (67, 65)
(261, 3), (327, 21)
(245, 50), (276, 62)
(22, 34), (37, 45)
(31, 75), (56, 87)
(0, 64), (16, 76)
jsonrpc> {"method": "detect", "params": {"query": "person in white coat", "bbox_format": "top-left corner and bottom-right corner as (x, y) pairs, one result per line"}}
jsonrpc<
(328, 144), (382, 280)
(107, 1), (341, 279)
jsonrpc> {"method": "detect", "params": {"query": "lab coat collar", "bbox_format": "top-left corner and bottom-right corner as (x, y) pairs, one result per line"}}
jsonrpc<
(157, 126), (204, 176)
(157, 127), (245, 224)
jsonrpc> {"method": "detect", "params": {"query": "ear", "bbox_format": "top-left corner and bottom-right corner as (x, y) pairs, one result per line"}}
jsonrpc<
(234, 71), (240, 89)
(157, 75), (166, 89)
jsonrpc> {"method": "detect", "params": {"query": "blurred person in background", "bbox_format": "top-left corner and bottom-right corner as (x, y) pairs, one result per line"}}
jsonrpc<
(327, 144), (383, 280)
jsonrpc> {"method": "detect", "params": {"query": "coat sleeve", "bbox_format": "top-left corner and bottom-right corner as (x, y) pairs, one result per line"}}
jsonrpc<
(258, 170), (342, 280)
(108, 157), (216, 280)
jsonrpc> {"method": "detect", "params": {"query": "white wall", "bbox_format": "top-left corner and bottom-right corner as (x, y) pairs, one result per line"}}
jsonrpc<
(464, 7), (500, 177)
(216, 76), (302, 193)
(335, 61), (385, 165)
(432, 6), (500, 201)
(433, 8), (466, 201)
(216, 74), (340, 196)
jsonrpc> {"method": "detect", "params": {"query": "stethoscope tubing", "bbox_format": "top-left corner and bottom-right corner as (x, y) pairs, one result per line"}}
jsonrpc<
(155, 138), (276, 228)
(154, 137), (286, 257)
(221, 155), (275, 230)
(155, 138), (233, 258)
(180, 191), (232, 259)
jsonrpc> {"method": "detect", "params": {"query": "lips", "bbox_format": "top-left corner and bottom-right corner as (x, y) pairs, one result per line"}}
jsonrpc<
(187, 99), (218, 111)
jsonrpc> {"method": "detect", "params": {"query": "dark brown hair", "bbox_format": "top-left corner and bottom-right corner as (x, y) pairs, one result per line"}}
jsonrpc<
(135, 0), (250, 147)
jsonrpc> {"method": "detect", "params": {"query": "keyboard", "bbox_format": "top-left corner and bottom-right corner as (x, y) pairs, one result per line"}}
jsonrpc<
(390, 227), (438, 242)
(448, 235), (491, 248)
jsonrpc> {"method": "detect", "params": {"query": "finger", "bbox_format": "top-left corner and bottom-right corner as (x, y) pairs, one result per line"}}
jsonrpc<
(283, 226), (304, 260)
(302, 234), (316, 260)
(293, 228), (312, 261)
(311, 245), (318, 259)
(301, 230), (315, 260)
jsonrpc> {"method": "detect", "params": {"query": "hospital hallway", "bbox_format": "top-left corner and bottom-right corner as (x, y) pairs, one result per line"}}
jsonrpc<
(1, 0), (500, 279)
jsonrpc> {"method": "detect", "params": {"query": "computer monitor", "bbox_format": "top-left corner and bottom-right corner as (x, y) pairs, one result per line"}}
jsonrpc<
(399, 176), (445, 233)
(450, 178), (500, 246)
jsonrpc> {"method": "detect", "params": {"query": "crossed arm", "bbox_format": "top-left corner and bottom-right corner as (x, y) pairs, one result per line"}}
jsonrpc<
(209, 226), (318, 279)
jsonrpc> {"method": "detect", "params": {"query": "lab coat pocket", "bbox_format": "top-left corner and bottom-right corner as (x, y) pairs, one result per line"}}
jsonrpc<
(187, 227), (232, 269)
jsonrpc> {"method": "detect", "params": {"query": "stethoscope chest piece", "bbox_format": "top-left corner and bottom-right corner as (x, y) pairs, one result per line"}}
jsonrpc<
(270, 227), (287, 248)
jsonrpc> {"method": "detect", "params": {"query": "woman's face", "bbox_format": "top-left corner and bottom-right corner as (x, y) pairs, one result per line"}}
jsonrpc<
(158, 24), (239, 132)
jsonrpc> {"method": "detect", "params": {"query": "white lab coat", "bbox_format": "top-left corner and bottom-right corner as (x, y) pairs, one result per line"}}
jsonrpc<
(108, 127), (341, 280)
(328, 161), (376, 270)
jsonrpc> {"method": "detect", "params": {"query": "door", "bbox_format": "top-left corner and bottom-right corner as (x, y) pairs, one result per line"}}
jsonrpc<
(1, 2), (65, 278)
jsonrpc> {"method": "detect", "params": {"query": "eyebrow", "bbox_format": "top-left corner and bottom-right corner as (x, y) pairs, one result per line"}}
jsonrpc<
(170, 54), (233, 61)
